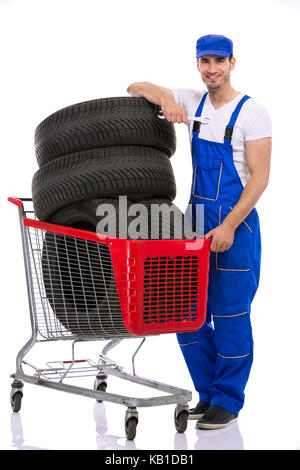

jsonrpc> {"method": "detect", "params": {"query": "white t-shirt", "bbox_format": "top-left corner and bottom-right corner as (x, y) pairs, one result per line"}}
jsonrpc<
(172, 88), (272, 187)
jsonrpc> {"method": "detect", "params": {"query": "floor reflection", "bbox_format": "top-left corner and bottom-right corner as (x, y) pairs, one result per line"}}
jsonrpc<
(10, 412), (48, 450)
(94, 401), (244, 450)
(11, 400), (245, 450)
(195, 422), (244, 450)
(173, 431), (188, 450)
(94, 402), (138, 450)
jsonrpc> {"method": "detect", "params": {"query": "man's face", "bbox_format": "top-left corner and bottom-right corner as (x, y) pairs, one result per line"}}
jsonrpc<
(197, 55), (235, 90)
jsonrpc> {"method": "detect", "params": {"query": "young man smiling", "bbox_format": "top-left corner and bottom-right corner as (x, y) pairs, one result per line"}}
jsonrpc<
(127, 34), (271, 429)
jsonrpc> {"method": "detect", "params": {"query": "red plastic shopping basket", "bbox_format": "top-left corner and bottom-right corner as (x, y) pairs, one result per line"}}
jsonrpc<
(9, 197), (210, 337)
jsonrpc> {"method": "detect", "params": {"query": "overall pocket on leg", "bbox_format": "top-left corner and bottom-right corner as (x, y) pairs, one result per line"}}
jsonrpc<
(213, 311), (252, 359)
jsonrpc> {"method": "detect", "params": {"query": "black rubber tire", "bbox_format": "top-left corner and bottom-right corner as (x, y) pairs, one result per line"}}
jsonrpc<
(137, 198), (195, 240)
(47, 198), (149, 239)
(48, 197), (193, 240)
(32, 146), (176, 221)
(34, 97), (176, 167)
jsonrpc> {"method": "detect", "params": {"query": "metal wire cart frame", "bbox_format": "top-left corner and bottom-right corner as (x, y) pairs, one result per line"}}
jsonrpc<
(8, 197), (210, 440)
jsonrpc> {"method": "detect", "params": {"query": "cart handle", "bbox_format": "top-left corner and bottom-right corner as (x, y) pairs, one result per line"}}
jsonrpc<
(8, 197), (24, 208)
(8, 196), (210, 247)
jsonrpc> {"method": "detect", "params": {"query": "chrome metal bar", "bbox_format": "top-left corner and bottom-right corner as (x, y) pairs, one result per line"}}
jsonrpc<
(16, 369), (191, 408)
(101, 339), (123, 356)
(15, 206), (39, 380)
(132, 338), (146, 375)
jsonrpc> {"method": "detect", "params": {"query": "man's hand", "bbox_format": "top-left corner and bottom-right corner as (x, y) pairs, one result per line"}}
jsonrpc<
(204, 222), (235, 252)
(127, 82), (188, 125)
(160, 96), (188, 125)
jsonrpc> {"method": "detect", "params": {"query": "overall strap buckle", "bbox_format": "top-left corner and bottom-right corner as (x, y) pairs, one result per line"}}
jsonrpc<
(192, 92), (208, 134)
(224, 125), (233, 141)
(193, 121), (201, 133)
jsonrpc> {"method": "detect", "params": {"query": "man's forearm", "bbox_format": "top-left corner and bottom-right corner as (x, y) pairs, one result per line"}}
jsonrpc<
(222, 173), (269, 230)
(127, 82), (174, 106)
(127, 82), (188, 125)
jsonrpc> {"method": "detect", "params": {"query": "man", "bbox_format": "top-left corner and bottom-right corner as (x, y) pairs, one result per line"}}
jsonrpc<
(127, 34), (271, 429)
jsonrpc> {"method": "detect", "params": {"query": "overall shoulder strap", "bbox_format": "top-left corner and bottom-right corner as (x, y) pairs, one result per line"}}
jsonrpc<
(193, 92), (208, 133)
(224, 95), (251, 143)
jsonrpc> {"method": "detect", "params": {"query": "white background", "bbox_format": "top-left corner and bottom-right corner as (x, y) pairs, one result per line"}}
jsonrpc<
(0, 0), (299, 450)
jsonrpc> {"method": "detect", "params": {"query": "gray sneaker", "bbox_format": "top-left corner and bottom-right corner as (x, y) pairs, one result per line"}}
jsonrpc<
(188, 401), (210, 420)
(196, 405), (237, 429)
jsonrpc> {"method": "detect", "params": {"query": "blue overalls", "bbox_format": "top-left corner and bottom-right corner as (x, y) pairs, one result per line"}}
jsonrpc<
(177, 92), (261, 416)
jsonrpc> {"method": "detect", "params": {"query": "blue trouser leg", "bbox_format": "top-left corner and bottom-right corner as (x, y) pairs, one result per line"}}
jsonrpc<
(177, 298), (254, 415)
(176, 307), (254, 414)
(176, 301), (217, 403)
(209, 307), (254, 415)
(207, 249), (258, 414)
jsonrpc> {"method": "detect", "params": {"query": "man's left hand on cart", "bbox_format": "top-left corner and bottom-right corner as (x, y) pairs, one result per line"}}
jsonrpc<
(204, 221), (235, 252)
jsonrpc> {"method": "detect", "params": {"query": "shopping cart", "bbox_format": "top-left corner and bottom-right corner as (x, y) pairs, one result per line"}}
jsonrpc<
(8, 197), (210, 440)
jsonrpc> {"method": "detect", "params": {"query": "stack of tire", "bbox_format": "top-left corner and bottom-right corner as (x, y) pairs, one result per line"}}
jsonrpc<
(32, 97), (194, 337)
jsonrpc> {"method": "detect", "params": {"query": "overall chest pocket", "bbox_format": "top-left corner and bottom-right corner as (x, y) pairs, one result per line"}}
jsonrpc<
(191, 154), (223, 201)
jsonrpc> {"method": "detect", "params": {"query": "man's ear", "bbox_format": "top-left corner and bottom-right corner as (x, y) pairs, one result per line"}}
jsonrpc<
(196, 59), (200, 72)
(229, 57), (236, 71)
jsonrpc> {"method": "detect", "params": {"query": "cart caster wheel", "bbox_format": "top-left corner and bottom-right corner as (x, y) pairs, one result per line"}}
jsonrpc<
(94, 375), (107, 403)
(125, 407), (138, 441)
(11, 392), (22, 413)
(174, 408), (188, 433)
(125, 417), (138, 441)
(10, 380), (23, 413)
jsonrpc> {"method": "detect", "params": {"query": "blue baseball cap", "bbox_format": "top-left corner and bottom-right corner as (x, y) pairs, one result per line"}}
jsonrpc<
(196, 34), (233, 59)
